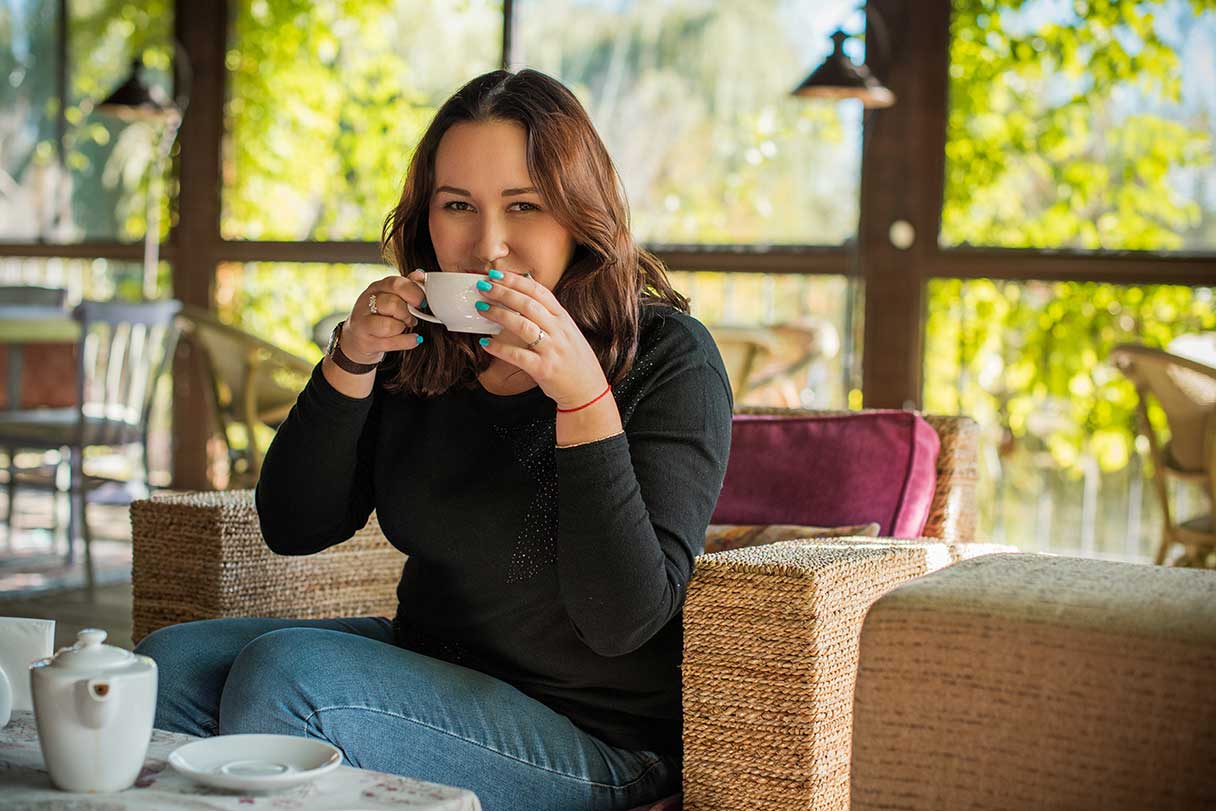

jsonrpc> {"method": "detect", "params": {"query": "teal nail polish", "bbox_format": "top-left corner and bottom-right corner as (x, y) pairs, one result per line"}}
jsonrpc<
(475, 300), (490, 311)
(416, 334), (424, 344)
(479, 337), (491, 347)
(421, 298), (427, 310)
(487, 269), (504, 280)
(476, 280), (493, 292)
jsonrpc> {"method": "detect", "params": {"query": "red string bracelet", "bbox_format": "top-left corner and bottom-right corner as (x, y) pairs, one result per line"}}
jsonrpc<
(556, 384), (612, 413)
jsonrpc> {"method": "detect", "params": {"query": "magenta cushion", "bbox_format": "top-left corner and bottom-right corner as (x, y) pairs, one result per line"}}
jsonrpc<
(712, 411), (940, 538)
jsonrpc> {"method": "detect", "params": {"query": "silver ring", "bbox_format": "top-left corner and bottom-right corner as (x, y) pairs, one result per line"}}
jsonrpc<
(368, 294), (378, 315)
(526, 329), (547, 350)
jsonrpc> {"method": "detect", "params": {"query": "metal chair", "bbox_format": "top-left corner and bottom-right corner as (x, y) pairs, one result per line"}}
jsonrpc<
(1111, 343), (1216, 567)
(0, 299), (182, 592)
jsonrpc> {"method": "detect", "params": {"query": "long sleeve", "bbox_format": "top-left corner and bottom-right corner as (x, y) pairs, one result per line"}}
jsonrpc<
(554, 330), (733, 657)
(255, 362), (380, 555)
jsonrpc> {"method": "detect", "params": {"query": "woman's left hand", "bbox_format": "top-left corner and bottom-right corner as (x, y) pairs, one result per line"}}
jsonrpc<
(475, 270), (608, 409)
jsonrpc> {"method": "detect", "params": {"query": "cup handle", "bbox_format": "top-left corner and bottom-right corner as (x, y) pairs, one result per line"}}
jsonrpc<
(406, 276), (441, 324)
(407, 304), (442, 324)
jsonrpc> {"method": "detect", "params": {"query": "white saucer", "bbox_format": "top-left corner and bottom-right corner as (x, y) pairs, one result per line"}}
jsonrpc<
(169, 734), (343, 792)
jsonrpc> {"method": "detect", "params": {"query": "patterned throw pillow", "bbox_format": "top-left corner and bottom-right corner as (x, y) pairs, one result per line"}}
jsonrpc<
(703, 522), (881, 555)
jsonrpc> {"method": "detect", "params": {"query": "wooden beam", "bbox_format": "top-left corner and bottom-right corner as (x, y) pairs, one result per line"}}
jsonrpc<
(212, 240), (852, 275)
(652, 245), (850, 275)
(216, 241), (385, 265)
(170, 0), (227, 490)
(859, 0), (950, 409)
(933, 248), (1216, 286)
(0, 243), (174, 261)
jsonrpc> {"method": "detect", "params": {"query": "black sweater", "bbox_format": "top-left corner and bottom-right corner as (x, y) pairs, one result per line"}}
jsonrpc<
(255, 304), (733, 755)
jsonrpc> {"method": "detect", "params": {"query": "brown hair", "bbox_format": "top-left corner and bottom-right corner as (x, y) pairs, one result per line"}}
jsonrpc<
(380, 68), (688, 397)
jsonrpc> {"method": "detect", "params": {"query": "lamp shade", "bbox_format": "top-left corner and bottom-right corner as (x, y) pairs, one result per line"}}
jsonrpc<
(792, 29), (895, 109)
(98, 58), (176, 120)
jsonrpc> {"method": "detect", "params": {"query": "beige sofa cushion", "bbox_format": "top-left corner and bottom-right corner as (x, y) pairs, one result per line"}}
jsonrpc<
(852, 553), (1216, 810)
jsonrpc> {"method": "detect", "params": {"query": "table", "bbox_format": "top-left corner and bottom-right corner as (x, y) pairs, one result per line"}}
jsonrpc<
(0, 306), (79, 412)
(0, 306), (79, 345)
(0, 710), (482, 810)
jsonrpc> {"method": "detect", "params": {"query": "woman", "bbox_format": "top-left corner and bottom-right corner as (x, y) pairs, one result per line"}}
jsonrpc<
(136, 69), (732, 810)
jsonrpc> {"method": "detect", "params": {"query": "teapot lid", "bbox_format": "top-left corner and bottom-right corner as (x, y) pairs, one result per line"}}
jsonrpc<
(37, 629), (153, 677)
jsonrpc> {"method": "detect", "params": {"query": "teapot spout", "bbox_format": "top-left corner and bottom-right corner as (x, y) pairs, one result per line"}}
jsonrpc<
(75, 678), (120, 730)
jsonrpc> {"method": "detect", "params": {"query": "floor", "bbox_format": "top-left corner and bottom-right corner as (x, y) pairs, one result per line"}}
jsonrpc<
(0, 489), (135, 650)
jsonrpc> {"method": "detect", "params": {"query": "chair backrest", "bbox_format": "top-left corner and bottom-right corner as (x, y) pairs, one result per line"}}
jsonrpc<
(73, 299), (182, 444)
(733, 406), (979, 542)
(178, 305), (313, 424)
(1111, 343), (1216, 474)
(0, 286), (68, 307)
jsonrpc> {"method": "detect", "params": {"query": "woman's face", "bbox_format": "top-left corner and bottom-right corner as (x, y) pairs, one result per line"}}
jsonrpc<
(428, 119), (576, 290)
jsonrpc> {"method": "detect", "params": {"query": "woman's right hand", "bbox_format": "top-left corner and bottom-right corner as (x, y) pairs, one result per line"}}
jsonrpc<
(339, 270), (428, 363)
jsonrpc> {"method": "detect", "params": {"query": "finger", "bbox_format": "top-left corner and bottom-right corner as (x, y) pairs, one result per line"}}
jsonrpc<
(474, 302), (546, 349)
(370, 332), (426, 353)
(368, 273), (425, 307)
(478, 275), (557, 328)
(364, 314), (418, 337)
(477, 334), (544, 371)
(488, 269), (563, 318)
(363, 291), (416, 325)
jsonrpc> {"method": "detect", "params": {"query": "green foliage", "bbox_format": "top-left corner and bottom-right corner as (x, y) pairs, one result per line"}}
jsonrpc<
(70, 0), (173, 242)
(215, 263), (388, 362)
(222, 0), (500, 240)
(518, 0), (859, 244)
(943, 0), (1214, 250)
(928, 0), (1216, 484)
(926, 280), (1214, 475)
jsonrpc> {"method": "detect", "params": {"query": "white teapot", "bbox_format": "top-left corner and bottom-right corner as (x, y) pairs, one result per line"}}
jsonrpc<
(30, 628), (158, 792)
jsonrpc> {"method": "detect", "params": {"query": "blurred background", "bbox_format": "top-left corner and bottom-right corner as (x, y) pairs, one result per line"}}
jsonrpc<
(0, 0), (1213, 621)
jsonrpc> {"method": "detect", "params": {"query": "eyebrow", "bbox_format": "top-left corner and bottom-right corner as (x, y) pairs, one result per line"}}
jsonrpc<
(434, 185), (539, 197)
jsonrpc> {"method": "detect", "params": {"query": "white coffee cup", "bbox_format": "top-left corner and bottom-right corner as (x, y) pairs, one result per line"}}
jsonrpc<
(407, 272), (502, 335)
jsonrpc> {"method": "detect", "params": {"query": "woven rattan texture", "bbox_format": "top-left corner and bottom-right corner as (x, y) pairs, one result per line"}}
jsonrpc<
(852, 553), (1216, 810)
(131, 490), (402, 642)
(681, 538), (953, 811)
(733, 407), (978, 543)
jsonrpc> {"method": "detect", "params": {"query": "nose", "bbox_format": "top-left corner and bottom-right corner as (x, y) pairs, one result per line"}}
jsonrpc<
(473, 214), (510, 269)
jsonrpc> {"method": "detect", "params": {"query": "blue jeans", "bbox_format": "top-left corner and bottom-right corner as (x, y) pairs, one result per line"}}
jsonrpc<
(134, 617), (678, 810)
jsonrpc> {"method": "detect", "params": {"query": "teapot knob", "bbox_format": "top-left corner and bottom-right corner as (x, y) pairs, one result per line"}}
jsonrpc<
(77, 629), (107, 648)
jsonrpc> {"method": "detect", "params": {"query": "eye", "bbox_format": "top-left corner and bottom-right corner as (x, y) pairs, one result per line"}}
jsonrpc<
(509, 201), (541, 212)
(442, 200), (474, 212)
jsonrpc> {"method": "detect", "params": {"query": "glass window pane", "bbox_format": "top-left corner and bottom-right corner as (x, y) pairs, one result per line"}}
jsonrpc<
(214, 263), (859, 411)
(924, 279), (1216, 560)
(670, 270), (859, 409)
(513, 0), (864, 246)
(0, 255), (162, 301)
(222, 1), (502, 241)
(215, 262), (391, 360)
(944, 0), (1216, 251)
(0, 2), (174, 243)
(69, 1), (174, 242)
(1, 1), (62, 240)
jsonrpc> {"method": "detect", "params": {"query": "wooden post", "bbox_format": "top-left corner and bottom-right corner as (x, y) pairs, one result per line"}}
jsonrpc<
(170, 0), (227, 489)
(859, 0), (951, 409)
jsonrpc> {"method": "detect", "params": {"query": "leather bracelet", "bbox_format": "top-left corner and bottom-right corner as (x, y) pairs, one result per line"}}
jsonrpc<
(328, 321), (380, 375)
(556, 384), (612, 413)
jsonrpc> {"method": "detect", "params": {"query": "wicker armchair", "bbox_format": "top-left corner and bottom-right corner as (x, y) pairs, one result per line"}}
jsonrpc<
(131, 409), (989, 811)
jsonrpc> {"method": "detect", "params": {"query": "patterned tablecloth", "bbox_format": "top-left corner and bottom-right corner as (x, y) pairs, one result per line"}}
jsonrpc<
(0, 711), (482, 810)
